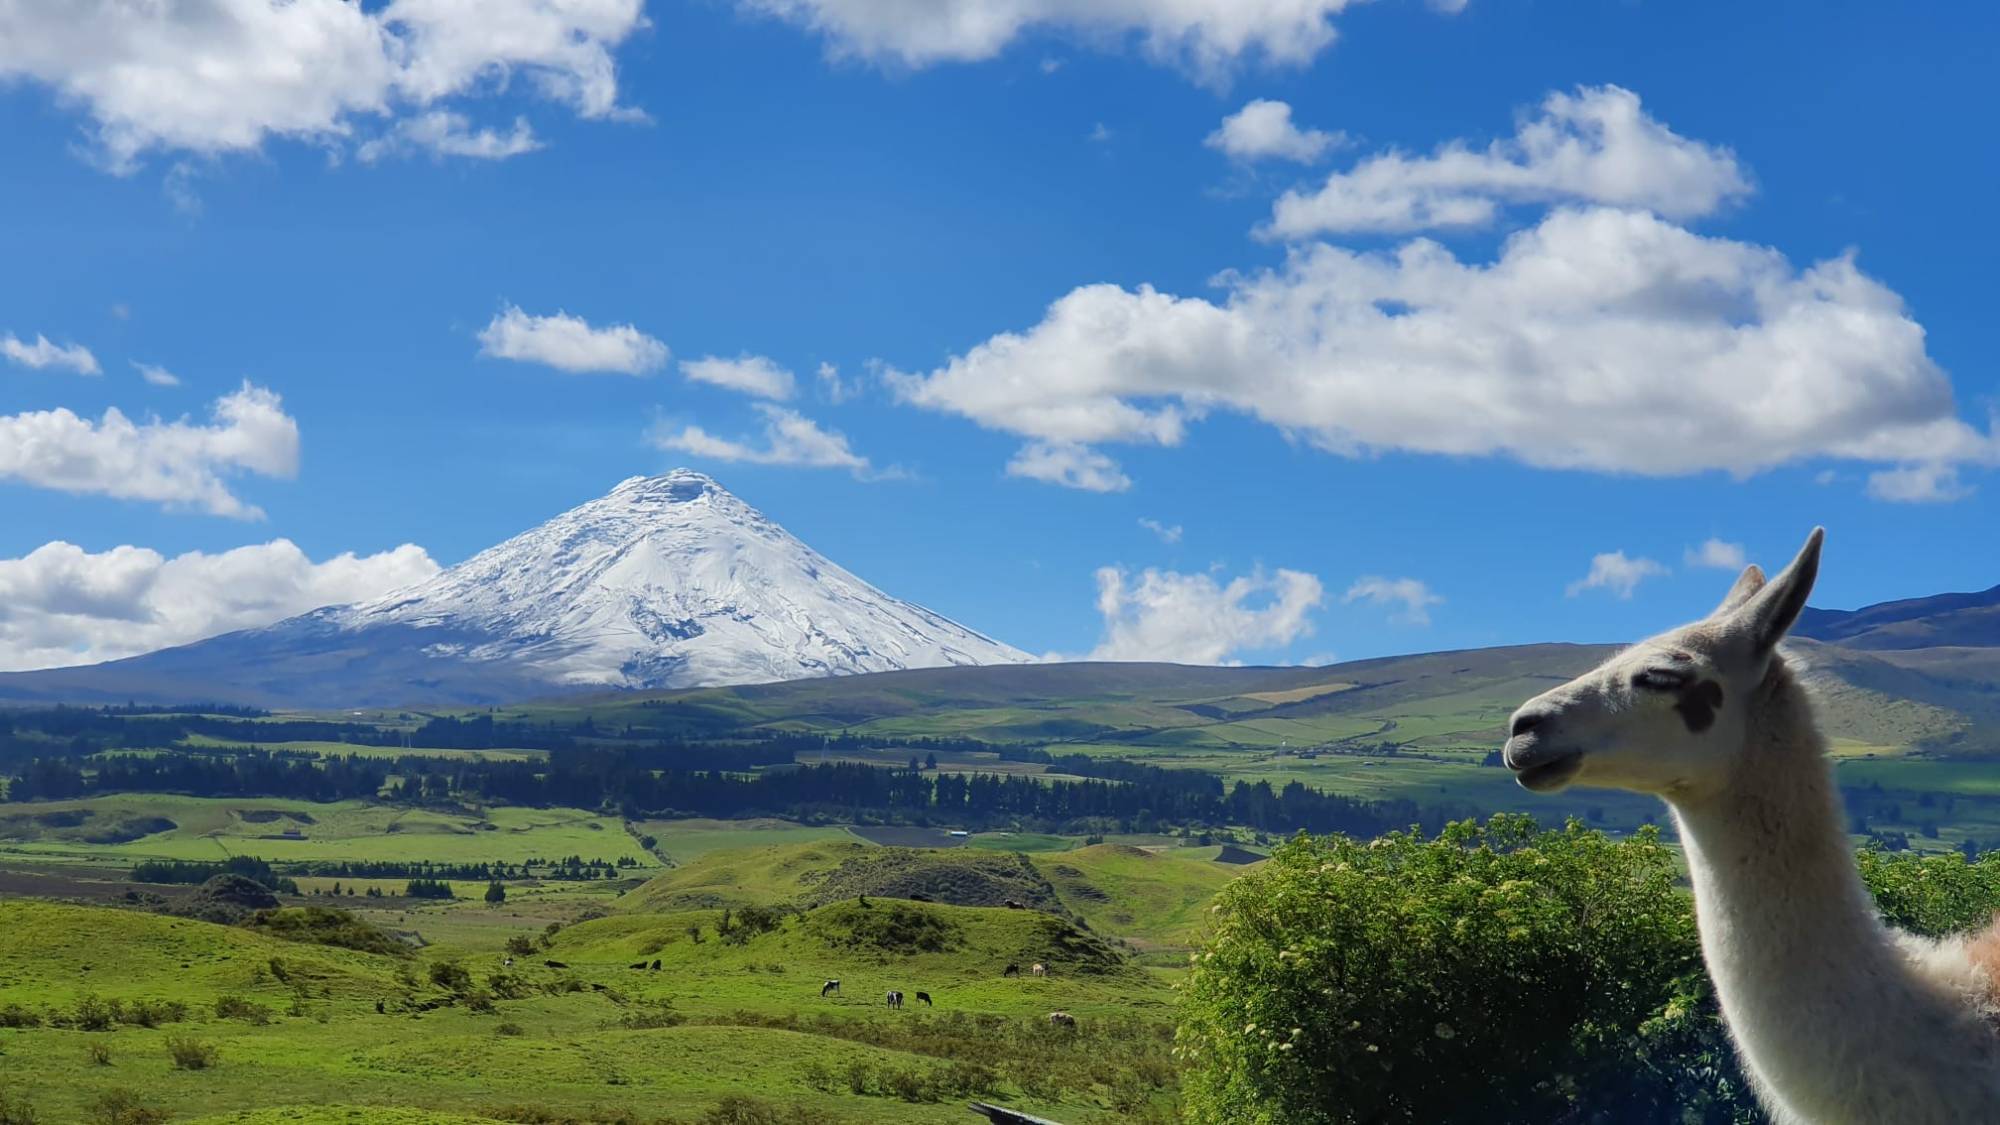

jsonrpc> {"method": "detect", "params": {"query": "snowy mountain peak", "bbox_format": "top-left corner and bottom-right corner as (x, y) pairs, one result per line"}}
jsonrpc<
(319, 470), (1031, 694)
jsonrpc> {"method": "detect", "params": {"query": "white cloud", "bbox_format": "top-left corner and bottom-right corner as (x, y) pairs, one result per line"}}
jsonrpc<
(1342, 575), (1441, 625)
(1566, 551), (1667, 599)
(890, 206), (1996, 489)
(1138, 518), (1183, 544)
(132, 361), (181, 388)
(3, 332), (100, 375)
(1005, 441), (1131, 493)
(356, 110), (540, 163)
(1267, 86), (1751, 238)
(816, 361), (857, 404)
(0, 0), (646, 171)
(1089, 565), (1323, 663)
(1684, 538), (1746, 570)
(680, 355), (797, 400)
(1866, 462), (1972, 504)
(649, 404), (875, 475)
(1207, 99), (1344, 163)
(0, 539), (437, 672)
(0, 382), (299, 519)
(478, 305), (667, 375)
(738, 0), (1368, 83)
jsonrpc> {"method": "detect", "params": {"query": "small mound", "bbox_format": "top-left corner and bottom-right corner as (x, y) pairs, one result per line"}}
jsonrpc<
(168, 874), (280, 923)
(803, 900), (964, 955)
(245, 906), (413, 957)
(798, 847), (1063, 912)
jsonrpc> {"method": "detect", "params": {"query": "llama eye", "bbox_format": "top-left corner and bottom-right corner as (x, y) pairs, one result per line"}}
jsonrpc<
(1633, 669), (1690, 692)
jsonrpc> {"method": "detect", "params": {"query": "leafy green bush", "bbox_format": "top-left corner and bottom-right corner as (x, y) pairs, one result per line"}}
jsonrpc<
(1180, 817), (2000, 1125)
(214, 995), (272, 1025)
(428, 960), (473, 993)
(0, 1088), (40, 1125)
(165, 1036), (218, 1070)
(0, 1004), (41, 1029)
(84, 1090), (168, 1125)
(1176, 816), (1750, 1124)
(1857, 846), (2000, 935)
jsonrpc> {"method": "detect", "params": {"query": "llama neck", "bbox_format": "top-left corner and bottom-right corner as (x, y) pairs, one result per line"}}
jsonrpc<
(1668, 662), (1946, 1118)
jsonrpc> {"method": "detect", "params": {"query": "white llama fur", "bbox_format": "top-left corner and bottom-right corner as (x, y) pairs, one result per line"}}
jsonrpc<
(1504, 528), (2000, 1124)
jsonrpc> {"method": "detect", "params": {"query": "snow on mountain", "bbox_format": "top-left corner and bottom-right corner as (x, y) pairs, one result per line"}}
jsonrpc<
(324, 470), (1030, 688)
(0, 471), (1030, 708)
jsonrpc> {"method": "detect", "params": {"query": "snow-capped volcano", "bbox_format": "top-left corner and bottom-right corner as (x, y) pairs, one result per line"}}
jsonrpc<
(0, 472), (1029, 708)
(328, 470), (1029, 689)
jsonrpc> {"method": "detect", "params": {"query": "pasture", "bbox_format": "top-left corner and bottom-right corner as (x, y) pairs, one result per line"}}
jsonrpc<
(0, 831), (1212, 1123)
(0, 795), (658, 868)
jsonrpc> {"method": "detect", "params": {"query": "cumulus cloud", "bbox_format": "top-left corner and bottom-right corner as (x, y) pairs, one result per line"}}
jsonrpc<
(736, 0), (1367, 83)
(1138, 518), (1183, 544)
(649, 404), (876, 475)
(1684, 538), (1746, 570)
(1567, 551), (1668, 599)
(890, 206), (1996, 490)
(1866, 462), (1972, 504)
(478, 305), (667, 375)
(1207, 99), (1344, 163)
(1089, 566), (1323, 664)
(680, 355), (797, 400)
(1006, 441), (1130, 492)
(1342, 575), (1441, 625)
(356, 110), (540, 163)
(0, 0), (646, 171)
(133, 362), (181, 388)
(1267, 86), (1751, 238)
(0, 539), (438, 671)
(3, 332), (100, 375)
(0, 382), (300, 518)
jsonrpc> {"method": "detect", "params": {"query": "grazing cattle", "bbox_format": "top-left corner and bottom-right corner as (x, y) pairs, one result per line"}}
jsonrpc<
(1048, 1011), (1077, 1029)
(1002, 963), (1021, 977)
(908, 893), (932, 903)
(629, 961), (648, 970)
(374, 999), (385, 1014)
(503, 957), (513, 967)
(1004, 900), (1026, 910)
(914, 991), (932, 1007)
(649, 959), (661, 971)
(1031, 962), (1048, 978)
(885, 990), (903, 1010)
(821, 979), (841, 998)
(543, 960), (569, 969)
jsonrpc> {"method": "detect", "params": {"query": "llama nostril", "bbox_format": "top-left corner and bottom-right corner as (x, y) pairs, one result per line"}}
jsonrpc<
(1510, 712), (1547, 739)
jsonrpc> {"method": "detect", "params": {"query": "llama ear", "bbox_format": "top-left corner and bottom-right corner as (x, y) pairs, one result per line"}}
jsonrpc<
(1728, 528), (1824, 657)
(1713, 564), (1766, 617)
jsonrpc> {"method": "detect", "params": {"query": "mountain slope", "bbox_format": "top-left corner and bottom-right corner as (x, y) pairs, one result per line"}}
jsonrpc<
(1795, 584), (2000, 649)
(0, 471), (1029, 708)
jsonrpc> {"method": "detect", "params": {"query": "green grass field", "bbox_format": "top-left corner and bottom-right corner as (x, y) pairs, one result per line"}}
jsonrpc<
(0, 795), (658, 868)
(0, 823), (1219, 1123)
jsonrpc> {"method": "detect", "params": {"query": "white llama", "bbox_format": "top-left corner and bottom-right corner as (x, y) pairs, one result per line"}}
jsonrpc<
(1504, 528), (2000, 1124)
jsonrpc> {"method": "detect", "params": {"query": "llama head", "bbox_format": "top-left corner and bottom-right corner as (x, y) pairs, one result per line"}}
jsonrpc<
(1502, 527), (1823, 800)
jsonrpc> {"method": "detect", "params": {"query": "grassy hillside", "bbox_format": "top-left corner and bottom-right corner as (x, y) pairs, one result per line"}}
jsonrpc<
(620, 839), (1234, 958)
(0, 795), (657, 868)
(0, 831), (1209, 1123)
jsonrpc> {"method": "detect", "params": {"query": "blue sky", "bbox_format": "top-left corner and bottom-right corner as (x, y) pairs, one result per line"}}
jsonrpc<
(1, 0), (1995, 672)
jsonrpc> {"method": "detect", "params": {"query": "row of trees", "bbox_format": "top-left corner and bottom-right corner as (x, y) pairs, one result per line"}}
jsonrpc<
(9, 745), (1451, 839)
